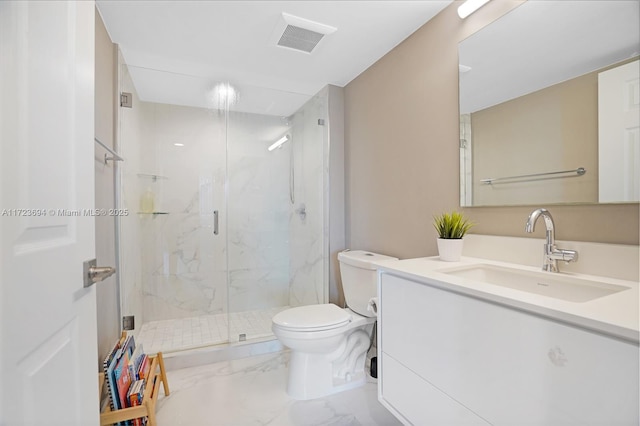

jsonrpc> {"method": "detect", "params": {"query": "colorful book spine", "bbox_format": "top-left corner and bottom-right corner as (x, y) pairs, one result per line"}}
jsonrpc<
(107, 348), (131, 426)
(127, 379), (146, 426)
(107, 349), (123, 411)
(137, 354), (151, 380)
(128, 343), (144, 381)
(122, 334), (136, 359)
(102, 340), (121, 412)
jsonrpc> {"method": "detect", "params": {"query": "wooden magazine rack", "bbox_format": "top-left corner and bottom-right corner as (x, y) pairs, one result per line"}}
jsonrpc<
(98, 343), (170, 426)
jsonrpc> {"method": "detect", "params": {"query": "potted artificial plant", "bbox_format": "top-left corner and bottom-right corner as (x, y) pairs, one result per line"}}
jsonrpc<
(433, 211), (474, 261)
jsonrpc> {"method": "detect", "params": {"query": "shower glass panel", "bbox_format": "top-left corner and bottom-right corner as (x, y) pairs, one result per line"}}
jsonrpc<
(226, 86), (328, 343)
(117, 56), (329, 355)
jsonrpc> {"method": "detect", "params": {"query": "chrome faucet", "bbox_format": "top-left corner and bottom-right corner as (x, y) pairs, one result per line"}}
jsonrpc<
(525, 208), (578, 272)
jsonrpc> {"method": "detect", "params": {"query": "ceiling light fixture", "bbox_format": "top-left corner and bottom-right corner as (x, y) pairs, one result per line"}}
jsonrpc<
(268, 135), (289, 151)
(458, 0), (491, 19)
(174, 143), (184, 147)
(211, 83), (238, 108)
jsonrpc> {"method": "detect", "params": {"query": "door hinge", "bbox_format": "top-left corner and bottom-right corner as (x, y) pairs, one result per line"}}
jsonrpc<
(120, 92), (132, 108)
(122, 315), (135, 331)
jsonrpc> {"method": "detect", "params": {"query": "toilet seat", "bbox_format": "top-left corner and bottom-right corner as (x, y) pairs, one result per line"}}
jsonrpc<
(273, 304), (352, 332)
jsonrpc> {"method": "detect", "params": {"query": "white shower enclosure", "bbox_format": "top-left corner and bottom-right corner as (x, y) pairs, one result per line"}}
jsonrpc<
(117, 58), (329, 354)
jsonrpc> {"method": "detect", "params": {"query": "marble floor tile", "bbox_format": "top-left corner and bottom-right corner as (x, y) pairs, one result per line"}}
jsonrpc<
(155, 351), (401, 426)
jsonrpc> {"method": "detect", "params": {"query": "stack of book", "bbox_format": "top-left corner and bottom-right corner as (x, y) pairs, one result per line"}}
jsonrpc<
(102, 335), (151, 426)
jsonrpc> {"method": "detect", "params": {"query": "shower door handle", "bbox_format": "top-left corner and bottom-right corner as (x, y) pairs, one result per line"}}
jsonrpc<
(213, 210), (219, 235)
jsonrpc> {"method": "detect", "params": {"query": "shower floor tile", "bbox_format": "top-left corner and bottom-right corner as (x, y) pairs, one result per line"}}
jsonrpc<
(137, 306), (290, 354)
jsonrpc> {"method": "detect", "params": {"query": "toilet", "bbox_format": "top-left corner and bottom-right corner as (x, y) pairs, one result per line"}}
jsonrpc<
(272, 250), (398, 400)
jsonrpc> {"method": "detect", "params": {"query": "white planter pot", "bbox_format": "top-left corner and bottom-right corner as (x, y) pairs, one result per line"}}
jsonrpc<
(437, 238), (464, 262)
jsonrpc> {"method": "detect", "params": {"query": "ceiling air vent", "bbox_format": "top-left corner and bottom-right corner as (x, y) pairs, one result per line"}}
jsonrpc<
(275, 12), (337, 54)
(278, 25), (325, 53)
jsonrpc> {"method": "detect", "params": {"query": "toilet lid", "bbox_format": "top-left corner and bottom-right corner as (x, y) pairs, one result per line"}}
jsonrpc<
(272, 304), (352, 331)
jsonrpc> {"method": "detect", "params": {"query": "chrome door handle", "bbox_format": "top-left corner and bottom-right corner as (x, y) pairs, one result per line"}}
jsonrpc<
(213, 210), (219, 235)
(83, 259), (116, 288)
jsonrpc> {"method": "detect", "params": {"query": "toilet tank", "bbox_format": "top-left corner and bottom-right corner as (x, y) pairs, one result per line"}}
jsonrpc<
(338, 250), (398, 317)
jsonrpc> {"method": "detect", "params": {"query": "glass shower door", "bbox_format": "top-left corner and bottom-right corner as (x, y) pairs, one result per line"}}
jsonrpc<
(118, 59), (231, 353)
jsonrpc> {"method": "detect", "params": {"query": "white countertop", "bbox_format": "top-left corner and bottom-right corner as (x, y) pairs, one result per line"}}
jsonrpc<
(377, 256), (640, 344)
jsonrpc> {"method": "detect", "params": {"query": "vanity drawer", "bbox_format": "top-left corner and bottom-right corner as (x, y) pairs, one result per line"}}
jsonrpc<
(380, 352), (489, 425)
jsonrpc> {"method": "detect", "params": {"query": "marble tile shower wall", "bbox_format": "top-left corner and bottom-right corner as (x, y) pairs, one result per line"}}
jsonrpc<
(227, 112), (291, 313)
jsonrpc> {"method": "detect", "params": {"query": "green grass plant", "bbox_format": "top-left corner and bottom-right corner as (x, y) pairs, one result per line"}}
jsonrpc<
(433, 211), (474, 239)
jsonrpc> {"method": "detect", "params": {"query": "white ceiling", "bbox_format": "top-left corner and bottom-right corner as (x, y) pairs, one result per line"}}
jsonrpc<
(97, 1), (452, 116)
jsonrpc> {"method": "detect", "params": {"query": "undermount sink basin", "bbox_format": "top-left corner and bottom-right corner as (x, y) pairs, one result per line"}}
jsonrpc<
(438, 264), (629, 303)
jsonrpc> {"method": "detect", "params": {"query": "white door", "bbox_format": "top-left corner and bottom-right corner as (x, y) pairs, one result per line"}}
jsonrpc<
(598, 59), (640, 202)
(0, 2), (99, 425)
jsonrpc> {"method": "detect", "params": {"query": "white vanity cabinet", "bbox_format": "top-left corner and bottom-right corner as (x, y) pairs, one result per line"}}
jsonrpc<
(378, 272), (640, 425)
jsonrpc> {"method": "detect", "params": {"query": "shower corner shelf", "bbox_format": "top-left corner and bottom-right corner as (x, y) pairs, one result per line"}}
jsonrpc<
(98, 350), (170, 426)
(137, 173), (168, 182)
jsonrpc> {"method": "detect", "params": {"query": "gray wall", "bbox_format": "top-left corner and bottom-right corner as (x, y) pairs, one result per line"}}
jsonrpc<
(95, 7), (120, 367)
(344, 0), (639, 261)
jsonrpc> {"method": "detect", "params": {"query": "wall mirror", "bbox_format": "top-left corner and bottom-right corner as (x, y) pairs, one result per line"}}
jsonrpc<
(459, 0), (639, 207)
